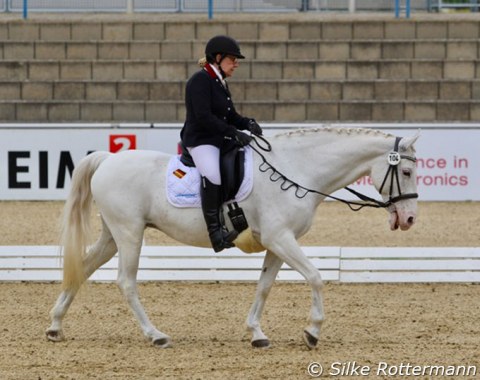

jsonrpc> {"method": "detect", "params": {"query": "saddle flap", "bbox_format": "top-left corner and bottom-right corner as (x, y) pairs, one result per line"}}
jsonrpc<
(220, 140), (245, 202)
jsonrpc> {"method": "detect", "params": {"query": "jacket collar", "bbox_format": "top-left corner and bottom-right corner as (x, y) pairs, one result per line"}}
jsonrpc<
(204, 63), (230, 94)
(204, 63), (221, 80)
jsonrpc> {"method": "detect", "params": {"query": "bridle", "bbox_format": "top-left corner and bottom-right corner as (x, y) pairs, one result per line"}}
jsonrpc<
(343, 136), (418, 209)
(249, 134), (418, 211)
(379, 136), (418, 204)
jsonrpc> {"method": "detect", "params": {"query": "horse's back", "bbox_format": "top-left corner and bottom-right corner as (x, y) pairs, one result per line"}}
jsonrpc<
(91, 149), (172, 209)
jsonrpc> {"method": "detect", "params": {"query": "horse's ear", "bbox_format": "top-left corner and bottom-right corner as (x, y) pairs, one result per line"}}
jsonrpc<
(400, 130), (420, 151)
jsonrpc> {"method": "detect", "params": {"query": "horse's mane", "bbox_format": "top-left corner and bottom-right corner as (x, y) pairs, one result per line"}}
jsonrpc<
(275, 126), (394, 139)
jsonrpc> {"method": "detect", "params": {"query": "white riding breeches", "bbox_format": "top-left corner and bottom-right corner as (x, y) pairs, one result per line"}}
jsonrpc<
(187, 145), (221, 185)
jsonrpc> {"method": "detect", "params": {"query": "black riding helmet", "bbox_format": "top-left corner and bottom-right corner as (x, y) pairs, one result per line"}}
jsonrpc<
(205, 35), (245, 64)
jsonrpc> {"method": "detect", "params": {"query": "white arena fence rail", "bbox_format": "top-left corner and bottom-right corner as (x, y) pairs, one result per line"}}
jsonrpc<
(0, 246), (479, 283)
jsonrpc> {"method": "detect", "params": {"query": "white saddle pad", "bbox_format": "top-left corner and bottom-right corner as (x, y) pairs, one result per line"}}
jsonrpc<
(166, 146), (253, 208)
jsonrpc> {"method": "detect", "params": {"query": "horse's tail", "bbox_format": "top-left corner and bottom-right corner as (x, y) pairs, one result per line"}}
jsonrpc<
(61, 151), (111, 291)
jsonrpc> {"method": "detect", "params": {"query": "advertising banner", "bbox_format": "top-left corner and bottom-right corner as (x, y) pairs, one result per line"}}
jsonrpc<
(329, 125), (478, 202)
(0, 123), (478, 201)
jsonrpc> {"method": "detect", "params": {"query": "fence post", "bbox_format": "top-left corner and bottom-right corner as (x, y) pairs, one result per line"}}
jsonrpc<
(348, 0), (356, 13)
(301, 0), (309, 11)
(208, 0), (213, 19)
(127, 0), (133, 13)
(23, 0), (28, 19)
(395, 0), (411, 18)
(471, 0), (478, 12)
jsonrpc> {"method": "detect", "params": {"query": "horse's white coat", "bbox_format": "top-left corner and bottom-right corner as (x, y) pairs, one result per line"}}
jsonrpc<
(46, 127), (419, 348)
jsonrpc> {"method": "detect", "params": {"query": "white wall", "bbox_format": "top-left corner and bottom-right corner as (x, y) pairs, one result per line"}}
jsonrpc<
(0, 123), (478, 201)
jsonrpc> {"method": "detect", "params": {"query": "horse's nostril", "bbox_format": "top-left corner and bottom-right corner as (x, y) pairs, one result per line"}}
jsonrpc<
(407, 216), (415, 225)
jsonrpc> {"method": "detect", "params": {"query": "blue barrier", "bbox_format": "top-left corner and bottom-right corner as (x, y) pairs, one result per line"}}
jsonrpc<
(208, 0), (213, 19)
(395, 0), (411, 18)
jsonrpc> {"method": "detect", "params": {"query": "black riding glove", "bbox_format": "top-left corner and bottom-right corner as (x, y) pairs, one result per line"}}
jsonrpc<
(235, 130), (253, 146)
(247, 119), (263, 136)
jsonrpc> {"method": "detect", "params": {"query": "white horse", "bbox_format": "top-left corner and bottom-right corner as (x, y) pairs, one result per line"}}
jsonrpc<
(46, 127), (419, 349)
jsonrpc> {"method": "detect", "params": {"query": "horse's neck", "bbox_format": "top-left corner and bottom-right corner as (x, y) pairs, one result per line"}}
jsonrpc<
(271, 129), (393, 197)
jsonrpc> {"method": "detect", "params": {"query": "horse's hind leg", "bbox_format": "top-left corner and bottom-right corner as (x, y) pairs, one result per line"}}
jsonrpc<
(246, 250), (284, 348)
(113, 224), (172, 348)
(46, 219), (117, 342)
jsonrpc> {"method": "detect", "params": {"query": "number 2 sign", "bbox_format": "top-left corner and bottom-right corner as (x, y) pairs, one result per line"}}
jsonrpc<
(109, 135), (137, 153)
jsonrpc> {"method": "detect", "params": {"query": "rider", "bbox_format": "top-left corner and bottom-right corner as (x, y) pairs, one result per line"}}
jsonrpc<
(180, 35), (263, 253)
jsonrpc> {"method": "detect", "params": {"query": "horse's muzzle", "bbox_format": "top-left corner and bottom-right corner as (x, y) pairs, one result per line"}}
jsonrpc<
(389, 206), (417, 231)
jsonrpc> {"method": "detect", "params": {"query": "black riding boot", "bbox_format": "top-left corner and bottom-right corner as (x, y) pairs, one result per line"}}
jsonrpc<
(201, 177), (238, 252)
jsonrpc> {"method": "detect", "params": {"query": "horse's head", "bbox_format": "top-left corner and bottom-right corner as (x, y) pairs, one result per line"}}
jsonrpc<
(370, 132), (420, 231)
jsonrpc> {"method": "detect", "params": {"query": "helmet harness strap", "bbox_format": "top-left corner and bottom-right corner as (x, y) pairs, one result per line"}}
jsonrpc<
(215, 53), (227, 78)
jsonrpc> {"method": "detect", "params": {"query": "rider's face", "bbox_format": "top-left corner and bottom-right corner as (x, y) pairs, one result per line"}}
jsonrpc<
(217, 54), (239, 78)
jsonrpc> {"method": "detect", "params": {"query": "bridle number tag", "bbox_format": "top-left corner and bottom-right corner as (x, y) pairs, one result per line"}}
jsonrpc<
(387, 151), (401, 166)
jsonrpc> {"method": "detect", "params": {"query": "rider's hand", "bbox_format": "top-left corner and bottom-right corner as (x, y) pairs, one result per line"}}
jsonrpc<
(247, 119), (263, 136)
(235, 130), (253, 146)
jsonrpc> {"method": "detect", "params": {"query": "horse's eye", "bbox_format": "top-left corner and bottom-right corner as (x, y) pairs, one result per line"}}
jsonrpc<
(402, 169), (411, 178)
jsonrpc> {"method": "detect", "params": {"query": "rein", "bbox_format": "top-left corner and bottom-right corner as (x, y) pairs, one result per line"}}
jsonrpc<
(249, 134), (418, 211)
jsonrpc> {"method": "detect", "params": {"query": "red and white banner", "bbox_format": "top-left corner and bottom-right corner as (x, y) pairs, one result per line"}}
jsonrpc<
(0, 123), (478, 201)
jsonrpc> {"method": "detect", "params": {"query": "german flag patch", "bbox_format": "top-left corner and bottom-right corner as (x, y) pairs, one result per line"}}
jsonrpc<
(173, 169), (186, 179)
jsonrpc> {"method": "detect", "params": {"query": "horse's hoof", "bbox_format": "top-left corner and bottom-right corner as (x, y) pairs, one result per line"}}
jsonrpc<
(303, 330), (318, 349)
(153, 337), (172, 348)
(251, 339), (270, 348)
(46, 329), (64, 342)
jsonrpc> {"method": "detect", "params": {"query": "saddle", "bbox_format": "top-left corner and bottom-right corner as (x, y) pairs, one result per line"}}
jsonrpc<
(179, 139), (246, 203)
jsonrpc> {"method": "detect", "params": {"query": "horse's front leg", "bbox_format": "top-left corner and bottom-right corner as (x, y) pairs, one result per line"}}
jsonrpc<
(246, 250), (284, 348)
(264, 233), (325, 349)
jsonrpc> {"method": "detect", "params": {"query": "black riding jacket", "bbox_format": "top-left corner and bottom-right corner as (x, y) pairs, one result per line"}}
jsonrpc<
(180, 64), (250, 148)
